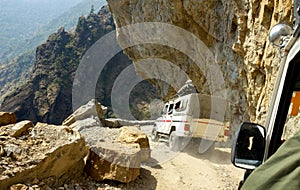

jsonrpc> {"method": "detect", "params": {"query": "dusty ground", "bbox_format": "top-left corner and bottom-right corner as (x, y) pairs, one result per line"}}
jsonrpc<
(98, 125), (244, 190)
(141, 150), (243, 190)
(79, 125), (245, 190)
(135, 125), (245, 190)
(12, 125), (244, 190)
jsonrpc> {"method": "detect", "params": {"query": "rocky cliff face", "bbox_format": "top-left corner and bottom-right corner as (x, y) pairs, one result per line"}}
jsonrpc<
(106, 0), (294, 128)
(0, 52), (34, 103)
(1, 6), (157, 124)
(1, 6), (116, 124)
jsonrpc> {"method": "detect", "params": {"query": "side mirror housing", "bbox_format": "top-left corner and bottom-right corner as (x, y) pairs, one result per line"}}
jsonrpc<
(231, 122), (266, 170)
(269, 23), (293, 47)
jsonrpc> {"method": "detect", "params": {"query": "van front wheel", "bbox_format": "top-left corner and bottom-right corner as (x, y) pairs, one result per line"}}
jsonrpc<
(151, 128), (159, 142)
(169, 131), (180, 151)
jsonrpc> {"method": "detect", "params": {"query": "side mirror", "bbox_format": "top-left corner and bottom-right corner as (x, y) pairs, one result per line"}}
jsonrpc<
(231, 122), (266, 170)
(269, 23), (293, 47)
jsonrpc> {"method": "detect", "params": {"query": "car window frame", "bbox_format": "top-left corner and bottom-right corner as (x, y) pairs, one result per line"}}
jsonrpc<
(267, 52), (300, 157)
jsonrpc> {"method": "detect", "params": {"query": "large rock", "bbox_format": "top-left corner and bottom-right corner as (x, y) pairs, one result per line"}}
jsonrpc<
(61, 87), (151, 184)
(80, 125), (150, 183)
(100, 118), (122, 128)
(11, 120), (34, 138)
(0, 120), (33, 138)
(0, 122), (88, 189)
(117, 126), (151, 162)
(62, 99), (107, 126)
(63, 99), (126, 129)
(69, 117), (100, 132)
(0, 112), (16, 126)
(84, 142), (141, 183)
(106, 118), (154, 127)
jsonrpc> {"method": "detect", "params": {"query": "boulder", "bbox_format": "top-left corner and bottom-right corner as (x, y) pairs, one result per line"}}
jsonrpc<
(11, 120), (33, 138)
(62, 99), (107, 126)
(105, 118), (154, 127)
(0, 122), (88, 189)
(117, 126), (151, 162)
(62, 99), (125, 128)
(62, 98), (151, 183)
(80, 125), (150, 183)
(0, 112), (16, 127)
(69, 117), (100, 132)
(84, 142), (141, 183)
(0, 120), (33, 138)
(100, 118), (122, 128)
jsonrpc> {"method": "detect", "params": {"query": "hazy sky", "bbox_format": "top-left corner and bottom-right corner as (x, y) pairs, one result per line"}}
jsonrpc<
(0, 0), (106, 61)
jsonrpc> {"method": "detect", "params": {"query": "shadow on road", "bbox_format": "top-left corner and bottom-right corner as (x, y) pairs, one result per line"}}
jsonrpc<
(127, 168), (158, 189)
(101, 168), (158, 190)
(181, 140), (232, 165)
(143, 157), (163, 169)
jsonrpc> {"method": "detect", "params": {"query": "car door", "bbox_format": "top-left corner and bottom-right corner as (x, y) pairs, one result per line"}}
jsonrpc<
(266, 44), (300, 158)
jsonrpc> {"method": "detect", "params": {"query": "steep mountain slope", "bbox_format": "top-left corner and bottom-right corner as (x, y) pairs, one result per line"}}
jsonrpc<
(0, 51), (35, 103)
(0, 0), (107, 107)
(1, 6), (157, 124)
(4, 0), (106, 62)
(0, 0), (82, 61)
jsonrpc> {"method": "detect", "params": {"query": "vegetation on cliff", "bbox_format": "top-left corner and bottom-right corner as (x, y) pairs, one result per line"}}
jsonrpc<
(1, 6), (157, 124)
(0, 0), (106, 105)
(0, 0), (105, 62)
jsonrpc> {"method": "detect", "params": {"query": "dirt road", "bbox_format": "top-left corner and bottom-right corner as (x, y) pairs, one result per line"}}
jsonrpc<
(117, 125), (245, 190)
(64, 125), (244, 190)
(141, 150), (243, 189)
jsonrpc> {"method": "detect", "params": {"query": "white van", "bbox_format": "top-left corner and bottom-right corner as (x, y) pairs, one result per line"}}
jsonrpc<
(152, 93), (230, 152)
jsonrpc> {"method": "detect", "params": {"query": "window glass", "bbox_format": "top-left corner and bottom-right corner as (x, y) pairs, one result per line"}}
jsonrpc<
(168, 104), (174, 114)
(181, 99), (188, 111)
(282, 91), (300, 140)
(162, 104), (169, 114)
(175, 101), (181, 111)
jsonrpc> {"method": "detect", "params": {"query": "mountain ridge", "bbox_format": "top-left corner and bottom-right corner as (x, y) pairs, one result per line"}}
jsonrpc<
(1, 6), (158, 124)
(0, 0), (107, 105)
(0, 0), (106, 62)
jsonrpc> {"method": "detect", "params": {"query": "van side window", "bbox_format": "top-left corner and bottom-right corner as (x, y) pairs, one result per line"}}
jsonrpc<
(175, 101), (181, 111)
(181, 99), (188, 111)
(168, 104), (174, 114)
(163, 104), (169, 114)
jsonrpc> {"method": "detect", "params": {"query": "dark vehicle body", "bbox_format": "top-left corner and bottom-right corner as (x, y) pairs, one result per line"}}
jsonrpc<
(231, 0), (300, 187)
